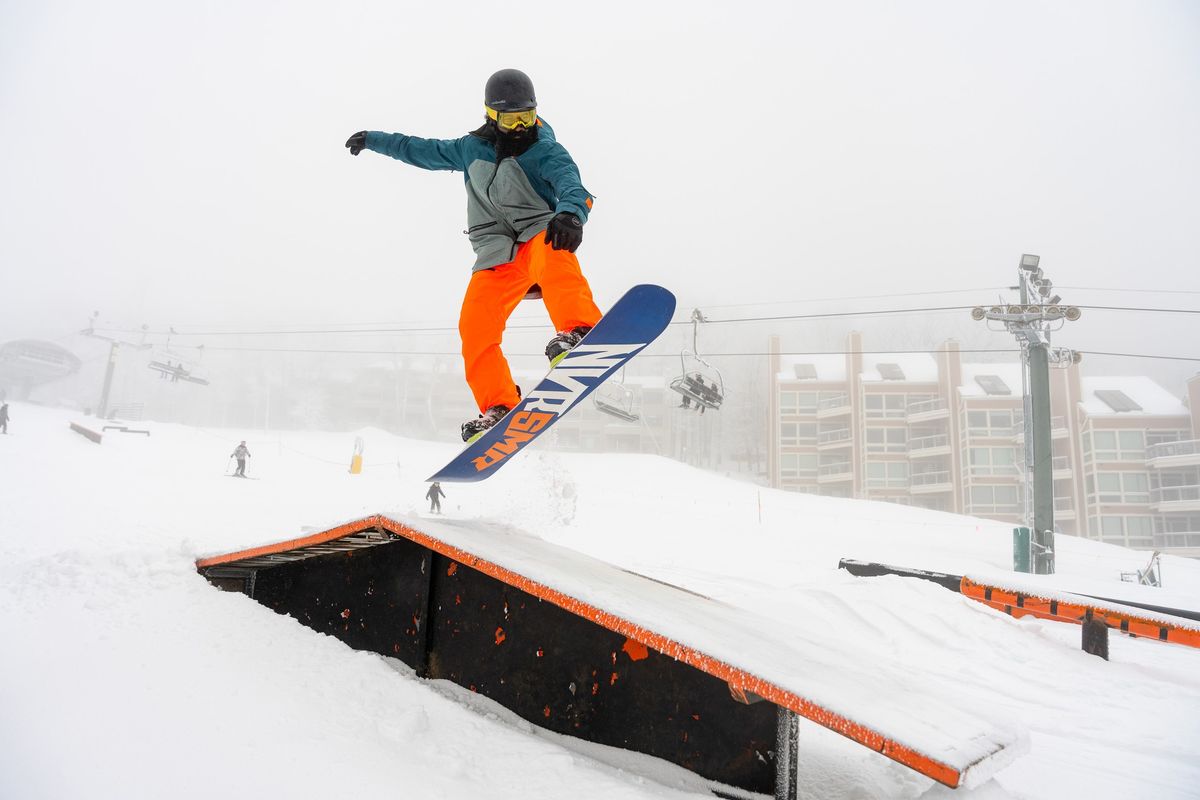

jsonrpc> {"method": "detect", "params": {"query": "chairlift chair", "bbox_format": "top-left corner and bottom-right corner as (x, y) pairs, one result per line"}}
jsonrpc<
(592, 366), (640, 422)
(669, 309), (724, 413)
(148, 330), (209, 385)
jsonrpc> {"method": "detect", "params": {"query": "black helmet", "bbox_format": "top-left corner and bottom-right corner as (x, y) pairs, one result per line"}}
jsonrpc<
(485, 69), (536, 112)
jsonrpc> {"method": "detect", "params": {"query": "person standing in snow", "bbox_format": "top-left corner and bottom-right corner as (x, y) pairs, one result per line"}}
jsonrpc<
(230, 441), (251, 477)
(345, 68), (602, 443)
(426, 481), (446, 514)
(0, 402), (8, 434)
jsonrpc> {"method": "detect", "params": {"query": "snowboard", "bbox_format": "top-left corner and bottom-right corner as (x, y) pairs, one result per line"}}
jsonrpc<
(428, 284), (676, 483)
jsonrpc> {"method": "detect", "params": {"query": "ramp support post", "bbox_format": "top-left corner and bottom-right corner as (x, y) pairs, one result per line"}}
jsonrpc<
(415, 550), (439, 678)
(775, 707), (799, 800)
(1081, 614), (1109, 660)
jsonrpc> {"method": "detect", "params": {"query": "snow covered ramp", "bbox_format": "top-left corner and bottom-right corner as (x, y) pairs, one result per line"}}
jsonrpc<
(197, 514), (1026, 792)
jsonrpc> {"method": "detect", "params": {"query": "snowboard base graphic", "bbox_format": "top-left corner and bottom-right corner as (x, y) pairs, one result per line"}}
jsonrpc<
(428, 284), (676, 483)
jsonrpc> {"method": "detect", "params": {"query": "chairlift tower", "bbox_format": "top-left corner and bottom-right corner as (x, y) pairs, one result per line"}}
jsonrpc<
(971, 255), (1081, 574)
(80, 314), (153, 419)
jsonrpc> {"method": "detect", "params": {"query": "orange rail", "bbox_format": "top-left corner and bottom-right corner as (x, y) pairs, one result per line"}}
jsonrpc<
(960, 577), (1200, 650)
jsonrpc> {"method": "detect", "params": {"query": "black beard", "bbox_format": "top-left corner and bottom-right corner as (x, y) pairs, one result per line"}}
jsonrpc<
(494, 124), (538, 160)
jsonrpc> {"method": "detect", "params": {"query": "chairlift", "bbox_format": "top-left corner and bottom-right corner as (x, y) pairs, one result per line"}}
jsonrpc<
(592, 365), (639, 422)
(669, 309), (724, 413)
(148, 329), (209, 386)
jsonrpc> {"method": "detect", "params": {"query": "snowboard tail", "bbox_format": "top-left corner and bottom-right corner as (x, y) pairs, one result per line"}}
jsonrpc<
(429, 284), (676, 483)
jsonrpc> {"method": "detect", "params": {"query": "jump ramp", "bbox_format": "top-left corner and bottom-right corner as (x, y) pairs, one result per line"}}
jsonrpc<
(197, 515), (1024, 796)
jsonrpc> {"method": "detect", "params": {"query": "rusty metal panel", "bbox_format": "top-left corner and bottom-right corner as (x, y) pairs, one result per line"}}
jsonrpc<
(243, 539), (777, 794)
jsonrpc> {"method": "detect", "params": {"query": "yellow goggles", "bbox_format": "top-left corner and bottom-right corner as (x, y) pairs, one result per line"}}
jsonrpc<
(486, 106), (537, 130)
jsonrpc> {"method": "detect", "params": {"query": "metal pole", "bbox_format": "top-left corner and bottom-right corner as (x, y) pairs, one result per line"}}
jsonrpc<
(775, 707), (799, 800)
(1029, 342), (1055, 573)
(97, 341), (119, 419)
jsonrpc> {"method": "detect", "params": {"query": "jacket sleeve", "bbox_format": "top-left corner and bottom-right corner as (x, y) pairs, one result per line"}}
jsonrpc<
(540, 142), (594, 223)
(364, 132), (468, 172)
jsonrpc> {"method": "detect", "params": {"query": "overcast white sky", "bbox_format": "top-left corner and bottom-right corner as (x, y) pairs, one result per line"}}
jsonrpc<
(2, 0), (1198, 387)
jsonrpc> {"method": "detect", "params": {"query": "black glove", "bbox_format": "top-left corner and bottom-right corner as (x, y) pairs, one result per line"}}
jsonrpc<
(544, 212), (583, 252)
(345, 131), (367, 156)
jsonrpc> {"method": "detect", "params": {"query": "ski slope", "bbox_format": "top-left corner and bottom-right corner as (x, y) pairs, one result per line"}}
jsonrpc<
(2, 401), (1199, 799)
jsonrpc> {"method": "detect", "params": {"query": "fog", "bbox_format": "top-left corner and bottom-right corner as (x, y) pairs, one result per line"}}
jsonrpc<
(2, 0), (1198, 436)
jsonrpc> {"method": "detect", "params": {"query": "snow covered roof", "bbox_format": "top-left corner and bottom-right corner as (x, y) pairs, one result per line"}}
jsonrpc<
(860, 353), (938, 383)
(959, 363), (1024, 398)
(1079, 376), (1188, 417)
(776, 354), (846, 382)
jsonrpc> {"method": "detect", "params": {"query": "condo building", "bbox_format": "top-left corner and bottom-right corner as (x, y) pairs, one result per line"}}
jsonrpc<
(769, 334), (1200, 558)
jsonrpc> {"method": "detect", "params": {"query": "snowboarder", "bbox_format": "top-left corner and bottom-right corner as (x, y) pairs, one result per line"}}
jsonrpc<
(230, 441), (251, 477)
(0, 402), (8, 434)
(346, 68), (602, 442)
(426, 481), (446, 514)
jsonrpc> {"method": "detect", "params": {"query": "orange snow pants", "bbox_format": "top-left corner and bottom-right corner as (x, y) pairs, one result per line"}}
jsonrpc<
(459, 235), (601, 413)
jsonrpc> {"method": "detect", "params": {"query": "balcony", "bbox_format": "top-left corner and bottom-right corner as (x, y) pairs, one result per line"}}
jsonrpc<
(1053, 496), (1075, 519)
(816, 393), (852, 419)
(908, 434), (951, 458)
(1154, 531), (1200, 558)
(817, 428), (853, 450)
(1052, 455), (1072, 480)
(907, 398), (949, 423)
(1150, 484), (1200, 513)
(817, 462), (853, 483)
(1011, 416), (1069, 441)
(1147, 439), (1200, 469)
(910, 470), (953, 494)
(964, 464), (1021, 479)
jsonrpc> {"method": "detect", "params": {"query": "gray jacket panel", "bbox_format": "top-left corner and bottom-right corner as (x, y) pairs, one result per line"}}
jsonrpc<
(465, 158), (557, 271)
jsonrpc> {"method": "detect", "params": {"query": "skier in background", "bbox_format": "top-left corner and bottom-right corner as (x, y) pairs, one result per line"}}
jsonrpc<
(0, 402), (9, 434)
(230, 441), (251, 477)
(426, 481), (446, 514)
(346, 68), (602, 442)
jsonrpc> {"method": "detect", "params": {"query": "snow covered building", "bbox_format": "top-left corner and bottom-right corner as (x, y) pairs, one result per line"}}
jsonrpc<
(0, 339), (82, 399)
(768, 334), (1200, 558)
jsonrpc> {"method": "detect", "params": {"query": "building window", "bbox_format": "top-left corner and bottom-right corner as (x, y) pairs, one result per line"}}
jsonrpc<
(968, 484), (1020, 513)
(1093, 472), (1149, 504)
(781, 453), (818, 478)
(967, 409), (1017, 437)
(780, 422), (818, 446)
(1088, 430), (1146, 461)
(1096, 516), (1155, 547)
(865, 394), (907, 418)
(781, 391), (818, 415)
(969, 447), (1016, 475)
(866, 461), (909, 488)
(865, 427), (907, 453)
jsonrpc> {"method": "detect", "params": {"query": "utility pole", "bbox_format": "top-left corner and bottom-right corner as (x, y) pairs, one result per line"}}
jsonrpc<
(972, 255), (1081, 574)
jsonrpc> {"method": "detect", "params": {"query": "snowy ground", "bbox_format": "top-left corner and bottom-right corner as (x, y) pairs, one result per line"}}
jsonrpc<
(2, 401), (1198, 799)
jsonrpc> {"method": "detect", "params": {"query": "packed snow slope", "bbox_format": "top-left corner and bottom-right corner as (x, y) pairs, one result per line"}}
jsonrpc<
(2, 401), (1199, 800)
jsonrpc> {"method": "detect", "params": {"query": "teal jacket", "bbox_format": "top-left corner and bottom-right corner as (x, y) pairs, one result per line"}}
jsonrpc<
(364, 119), (594, 271)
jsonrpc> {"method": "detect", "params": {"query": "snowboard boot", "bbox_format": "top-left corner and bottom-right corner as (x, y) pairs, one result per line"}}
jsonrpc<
(461, 404), (512, 443)
(545, 325), (593, 366)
